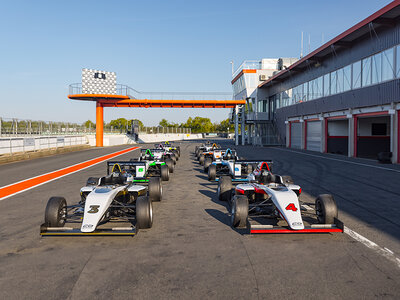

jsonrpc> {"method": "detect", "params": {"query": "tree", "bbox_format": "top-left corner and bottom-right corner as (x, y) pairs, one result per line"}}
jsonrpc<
(83, 120), (95, 129)
(131, 119), (144, 128)
(109, 118), (128, 130)
(159, 119), (170, 127)
(215, 118), (232, 132)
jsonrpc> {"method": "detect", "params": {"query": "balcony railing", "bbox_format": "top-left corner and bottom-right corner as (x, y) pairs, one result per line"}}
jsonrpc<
(232, 60), (262, 78)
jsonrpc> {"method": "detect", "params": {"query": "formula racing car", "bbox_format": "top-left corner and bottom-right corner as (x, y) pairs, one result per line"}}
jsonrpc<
(217, 161), (344, 234)
(40, 163), (162, 236)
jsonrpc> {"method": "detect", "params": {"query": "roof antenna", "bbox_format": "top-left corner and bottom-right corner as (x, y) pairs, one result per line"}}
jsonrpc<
(300, 31), (304, 58)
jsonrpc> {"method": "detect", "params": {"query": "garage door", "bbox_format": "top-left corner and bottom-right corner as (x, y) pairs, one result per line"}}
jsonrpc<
(306, 121), (321, 152)
(290, 122), (301, 149)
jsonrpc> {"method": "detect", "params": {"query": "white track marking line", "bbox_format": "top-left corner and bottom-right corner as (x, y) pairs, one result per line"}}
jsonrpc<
(275, 148), (400, 173)
(344, 226), (400, 268)
(300, 204), (400, 267)
(0, 147), (140, 201)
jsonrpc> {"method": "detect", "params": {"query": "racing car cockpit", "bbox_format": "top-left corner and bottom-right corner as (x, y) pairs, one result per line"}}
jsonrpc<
(223, 148), (234, 160)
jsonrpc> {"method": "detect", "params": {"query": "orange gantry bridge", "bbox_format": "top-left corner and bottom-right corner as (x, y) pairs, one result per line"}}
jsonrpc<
(68, 84), (244, 147)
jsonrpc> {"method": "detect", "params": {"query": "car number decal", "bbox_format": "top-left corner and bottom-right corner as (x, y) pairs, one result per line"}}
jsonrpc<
(285, 203), (297, 211)
(88, 205), (100, 213)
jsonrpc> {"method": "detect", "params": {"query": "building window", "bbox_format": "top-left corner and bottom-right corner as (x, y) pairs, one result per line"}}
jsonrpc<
(330, 71), (337, 94)
(396, 46), (400, 78)
(316, 76), (323, 98)
(382, 47), (394, 81)
(323, 73), (330, 96)
(362, 56), (372, 87)
(372, 123), (387, 135)
(337, 68), (344, 94)
(352, 60), (361, 89)
(343, 65), (351, 92)
(372, 52), (382, 84)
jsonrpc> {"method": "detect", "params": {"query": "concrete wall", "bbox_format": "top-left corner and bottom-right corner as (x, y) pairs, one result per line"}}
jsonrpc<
(86, 133), (204, 146)
(0, 135), (88, 155)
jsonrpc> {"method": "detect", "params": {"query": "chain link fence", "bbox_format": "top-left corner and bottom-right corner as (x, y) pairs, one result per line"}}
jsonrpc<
(0, 117), (191, 136)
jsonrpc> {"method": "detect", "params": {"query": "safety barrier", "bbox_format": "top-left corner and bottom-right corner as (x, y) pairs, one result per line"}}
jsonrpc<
(0, 135), (88, 155)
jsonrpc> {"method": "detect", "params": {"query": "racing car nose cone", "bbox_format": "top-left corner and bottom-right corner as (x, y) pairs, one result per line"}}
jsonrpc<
(291, 222), (304, 230)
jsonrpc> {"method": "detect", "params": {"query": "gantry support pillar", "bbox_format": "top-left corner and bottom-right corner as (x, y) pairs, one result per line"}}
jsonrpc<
(96, 101), (104, 147)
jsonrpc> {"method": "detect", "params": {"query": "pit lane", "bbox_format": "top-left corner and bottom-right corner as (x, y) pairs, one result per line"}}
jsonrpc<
(0, 140), (398, 299)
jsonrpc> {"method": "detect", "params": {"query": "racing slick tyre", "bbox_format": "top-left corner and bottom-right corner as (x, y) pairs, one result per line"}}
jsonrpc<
(45, 197), (67, 227)
(199, 154), (205, 165)
(148, 177), (162, 202)
(195, 146), (199, 155)
(136, 196), (153, 229)
(197, 150), (203, 159)
(161, 164), (169, 181)
(204, 157), (212, 172)
(176, 146), (181, 156)
(173, 150), (179, 160)
(208, 164), (216, 181)
(315, 194), (338, 224)
(171, 154), (177, 165)
(165, 159), (174, 173)
(86, 177), (99, 186)
(218, 176), (232, 202)
(281, 175), (294, 184)
(231, 195), (248, 229)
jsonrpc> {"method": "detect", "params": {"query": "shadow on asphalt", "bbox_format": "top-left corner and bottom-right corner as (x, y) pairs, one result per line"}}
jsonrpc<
(205, 208), (231, 227)
(195, 174), (208, 180)
(199, 189), (229, 211)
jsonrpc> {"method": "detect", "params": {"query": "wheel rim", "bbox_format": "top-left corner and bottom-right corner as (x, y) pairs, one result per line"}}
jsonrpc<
(59, 204), (67, 226)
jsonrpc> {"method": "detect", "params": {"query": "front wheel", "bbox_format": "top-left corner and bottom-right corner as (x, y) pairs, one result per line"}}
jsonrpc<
(199, 154), (205, 165)
(148, 177), (162, 202)
(161, 164), (169, 181)
(208, 164), (216, 181)
(45, 197), (67, 227)
(136, 196), (153, 229)
(218, 176), (232, 202)
(315, 194), (338, 224)
(204, 157), (212, 172)
(231, 195), (248, 228)
(165, 159), (174, 173)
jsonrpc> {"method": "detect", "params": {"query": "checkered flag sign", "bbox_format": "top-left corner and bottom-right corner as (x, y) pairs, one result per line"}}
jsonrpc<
(82, 69), (117, 94)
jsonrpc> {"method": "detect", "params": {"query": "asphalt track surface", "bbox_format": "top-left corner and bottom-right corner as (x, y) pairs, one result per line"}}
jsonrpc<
(0, 141), (399, 299)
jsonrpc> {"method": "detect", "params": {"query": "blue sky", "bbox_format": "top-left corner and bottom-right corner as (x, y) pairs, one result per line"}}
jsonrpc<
(0, 0), (394, 126)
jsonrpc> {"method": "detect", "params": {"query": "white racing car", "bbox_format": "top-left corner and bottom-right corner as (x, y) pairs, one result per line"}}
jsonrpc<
(40, 163), (162, 236)
(217, 161), (344, 234)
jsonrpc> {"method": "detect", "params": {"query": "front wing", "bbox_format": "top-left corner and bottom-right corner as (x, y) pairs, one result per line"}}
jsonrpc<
(249, 218), (344, 234)
(40, 224), (136, 236)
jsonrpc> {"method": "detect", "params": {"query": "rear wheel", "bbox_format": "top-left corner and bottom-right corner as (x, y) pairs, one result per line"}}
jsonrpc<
(136, 196), (153, 229)
(161, 164), (169, 181)
(148, 177), (162, 202)
(45, 197), (67, 227)
(218, 176), (232, 202)
(231, 195), (248, 228)
(281, 175), (294, 184)
(197, 150), (203, 160)
(199, 154), (205, 165)
(171, 154), (177, 165)
(204, 157), (212, 172)
(315, 194), (338, 224)
(173, 150), (179, 160)
(165, 159), (174, 173)
(86, 177), (99, 186)
(208, 164), (216, 181)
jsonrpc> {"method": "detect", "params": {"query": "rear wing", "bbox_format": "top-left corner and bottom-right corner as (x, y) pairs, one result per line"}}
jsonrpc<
(235, 160), (274, 171)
